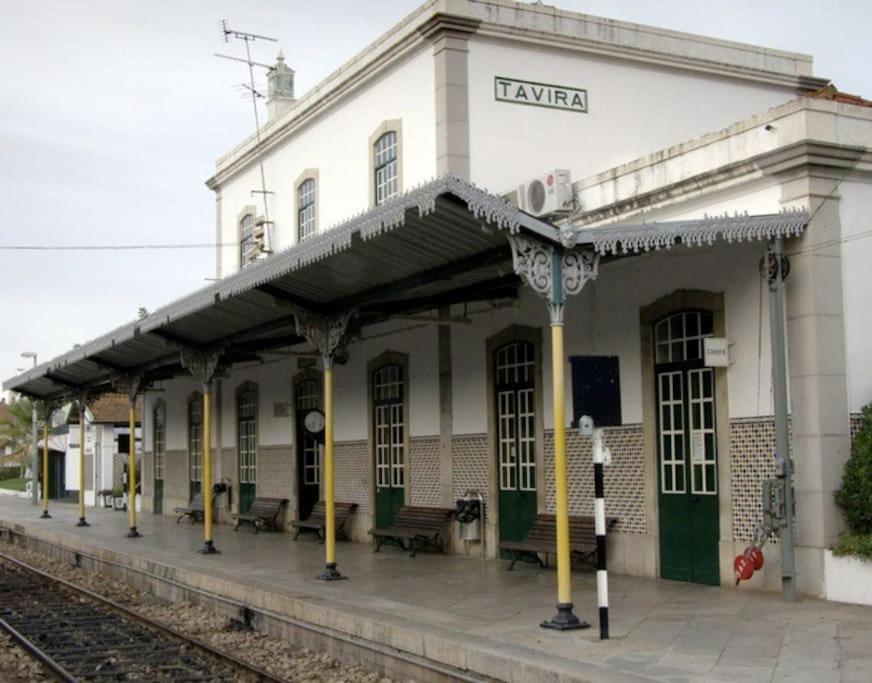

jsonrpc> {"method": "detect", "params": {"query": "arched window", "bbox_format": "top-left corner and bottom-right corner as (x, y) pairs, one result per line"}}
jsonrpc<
(374, 131), (398, 205)
(495, 341), (536, 493)
(237, 387), (257, 513)
(373, 364), (404, 496)
(188, 395), (203, 498)
(654, 311), (714, 364)
(239, 213), (255, 266)
(153, 402), (165, 482)
(297, 178), (316, 241)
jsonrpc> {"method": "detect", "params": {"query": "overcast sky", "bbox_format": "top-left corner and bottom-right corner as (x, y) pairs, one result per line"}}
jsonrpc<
(1, 0), (870, 390)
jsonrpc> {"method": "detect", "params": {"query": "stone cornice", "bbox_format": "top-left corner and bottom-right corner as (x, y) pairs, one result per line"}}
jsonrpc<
(206, 0), (827, 190)
(576, 140), (872, 226)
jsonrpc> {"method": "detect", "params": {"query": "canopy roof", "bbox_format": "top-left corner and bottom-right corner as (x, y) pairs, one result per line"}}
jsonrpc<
(3, 176), (808, 400)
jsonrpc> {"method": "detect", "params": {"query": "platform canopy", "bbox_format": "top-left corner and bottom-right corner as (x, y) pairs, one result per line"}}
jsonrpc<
(3, 175), (808, 401)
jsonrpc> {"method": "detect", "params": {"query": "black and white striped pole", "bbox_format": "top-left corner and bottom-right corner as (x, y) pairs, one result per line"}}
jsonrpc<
(592, 425), (609, 640)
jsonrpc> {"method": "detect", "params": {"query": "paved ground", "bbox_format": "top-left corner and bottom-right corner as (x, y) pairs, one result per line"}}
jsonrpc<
(1, 497), (870, 682)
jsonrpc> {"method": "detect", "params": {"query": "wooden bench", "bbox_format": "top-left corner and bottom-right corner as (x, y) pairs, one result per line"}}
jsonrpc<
(499, 513), (618, 571)
(174, 493), (205, 524)
(290, 501), (358, 542)
(233, 497), (288, 533)
(368, 506), (455, 557)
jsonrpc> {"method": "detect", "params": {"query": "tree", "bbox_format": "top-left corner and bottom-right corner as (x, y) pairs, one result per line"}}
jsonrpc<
(0, 397), (34, 478)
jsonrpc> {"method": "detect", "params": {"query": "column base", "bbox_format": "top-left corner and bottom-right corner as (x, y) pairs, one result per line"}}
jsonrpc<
(125, 527), (141, 538)
(199, 540), (220, 555)
(541, 603), (589, 631)
(316, 563), (347, 581)
(76, 518), (89, 527)
(39, 511), (51, 519)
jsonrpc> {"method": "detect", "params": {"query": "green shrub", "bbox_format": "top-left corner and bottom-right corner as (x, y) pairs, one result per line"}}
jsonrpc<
(834, 403), (872, 534)
(833, 533), (872, 561)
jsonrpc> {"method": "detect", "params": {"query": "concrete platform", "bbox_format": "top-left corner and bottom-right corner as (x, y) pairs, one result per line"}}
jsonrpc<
(1, 498), (870, 682)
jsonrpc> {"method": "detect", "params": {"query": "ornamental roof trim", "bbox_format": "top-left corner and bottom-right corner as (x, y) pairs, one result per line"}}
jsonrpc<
(576, 208), (809, 256)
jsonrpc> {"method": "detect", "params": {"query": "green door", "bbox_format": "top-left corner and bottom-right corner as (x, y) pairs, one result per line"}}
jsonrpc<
(238, 388), (257, 515)
(153, 402), (165, 515)
(656, 311), (720, 586)
(496, 342), (538, 554)
(188, 396), (203, 502)
(374, 365), (405, 528)
(49, 451), (65, 499)
(296, 379), (322, 521)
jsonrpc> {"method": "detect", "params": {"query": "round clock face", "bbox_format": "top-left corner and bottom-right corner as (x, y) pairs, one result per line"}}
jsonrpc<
(304, 409), (325, 434)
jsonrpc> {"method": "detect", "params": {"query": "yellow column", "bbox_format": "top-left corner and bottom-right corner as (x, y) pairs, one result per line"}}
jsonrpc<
(552, 324), (571, 604)
(541, 314), (587, 630)
(200, 383), (218, 553)
(40, 419), (51, 519)
(317, 359), (344, 580)
(126, 401), (140, 537)
(76, 398), (89, 527)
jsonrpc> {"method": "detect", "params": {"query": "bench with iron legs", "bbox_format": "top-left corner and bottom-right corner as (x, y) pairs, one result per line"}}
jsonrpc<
(290, 501), (358, 542)
(173, 493), (205, 524)
(233, 497), (288, 533)
(499, 513), (618, 571)
(368, 506), (455, 557)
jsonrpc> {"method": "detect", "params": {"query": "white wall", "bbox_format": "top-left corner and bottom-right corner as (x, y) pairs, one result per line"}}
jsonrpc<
(840, 180), (872, 413)
(217, 47), (437, 276)
(467, 37), (798, 194)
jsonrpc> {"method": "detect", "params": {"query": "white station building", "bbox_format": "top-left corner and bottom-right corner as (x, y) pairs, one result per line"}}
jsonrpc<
(7, 0), (872, 598)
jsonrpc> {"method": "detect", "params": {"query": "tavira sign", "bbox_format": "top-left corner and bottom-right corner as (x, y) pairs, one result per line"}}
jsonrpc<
(494, 76), (588, 113)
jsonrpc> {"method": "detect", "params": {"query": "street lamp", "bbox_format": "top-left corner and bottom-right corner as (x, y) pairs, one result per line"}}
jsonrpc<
(20, 352), (37, 505)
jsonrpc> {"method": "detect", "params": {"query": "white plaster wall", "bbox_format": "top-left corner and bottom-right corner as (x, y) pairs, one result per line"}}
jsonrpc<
(451, 239), (775, 434)
(334, 321), (441, 441)
(839, 180), (872, 413)
(467, 37), (798, 193)
(220, 359), (295, 447)
(217, 48), (436, 276)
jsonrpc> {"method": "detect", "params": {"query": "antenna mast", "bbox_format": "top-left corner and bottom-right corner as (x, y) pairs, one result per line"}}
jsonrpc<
(216, 20), (278, 256)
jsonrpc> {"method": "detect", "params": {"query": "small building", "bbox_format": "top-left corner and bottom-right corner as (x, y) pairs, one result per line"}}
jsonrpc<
(61, 395), (141, 505)
(5, 0), (872, 599)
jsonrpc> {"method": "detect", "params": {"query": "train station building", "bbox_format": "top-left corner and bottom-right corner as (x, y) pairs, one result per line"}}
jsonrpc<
(6, 0), (872, 602)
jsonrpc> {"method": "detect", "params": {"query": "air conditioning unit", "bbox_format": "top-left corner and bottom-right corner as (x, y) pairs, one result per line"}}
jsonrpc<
(517, 169), (573, 218)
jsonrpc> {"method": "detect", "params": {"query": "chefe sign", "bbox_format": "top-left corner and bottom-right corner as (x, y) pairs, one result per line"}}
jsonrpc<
(703, 337), (730, 367)
(494, 76), (588, 113)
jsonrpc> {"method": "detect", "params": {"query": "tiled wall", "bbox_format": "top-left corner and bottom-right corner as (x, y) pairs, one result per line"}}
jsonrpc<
(452, 434), (489, 501)
(257, 445), (293, 499)
(409, 436), (441, 506)
(335, 440), (370, 513)
(730, 413), (863, 543)
(544, 425), (647, 535)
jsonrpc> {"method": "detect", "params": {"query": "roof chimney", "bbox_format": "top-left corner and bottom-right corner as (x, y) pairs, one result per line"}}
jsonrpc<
(267, 51), (294, 121)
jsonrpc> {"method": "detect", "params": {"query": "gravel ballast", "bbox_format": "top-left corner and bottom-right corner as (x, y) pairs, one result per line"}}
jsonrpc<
(0, 541), (394, 683)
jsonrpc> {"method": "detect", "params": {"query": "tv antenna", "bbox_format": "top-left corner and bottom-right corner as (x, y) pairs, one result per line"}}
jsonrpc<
(215, 20), (278, 255)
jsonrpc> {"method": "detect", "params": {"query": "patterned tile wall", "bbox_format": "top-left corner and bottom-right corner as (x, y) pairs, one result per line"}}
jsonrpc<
(410, 437), (441, 506)
(729, 417), (777, 543)
(335, 440), (370, 513)
(257, 445), (293, 499)
(452, 434), (489, 501)
(164, 449), (188, 501)
(730, 414), (863, 543)
(544, 425), (647, 535)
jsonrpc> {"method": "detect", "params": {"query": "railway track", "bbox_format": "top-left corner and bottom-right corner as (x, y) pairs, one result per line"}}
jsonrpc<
(0, 550), (284, 682)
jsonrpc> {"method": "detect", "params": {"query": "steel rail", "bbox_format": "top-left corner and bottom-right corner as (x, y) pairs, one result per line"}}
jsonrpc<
(0, 615), (77, 682)
(7, 534), (485, 682)
(0, 550), (284, 682)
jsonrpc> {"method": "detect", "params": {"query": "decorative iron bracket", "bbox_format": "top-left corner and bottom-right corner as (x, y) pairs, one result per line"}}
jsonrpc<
(294, 310), (354, 369)
(110, 371), (150, 403)
(507, 234), (599, 324)
(179, 348), (225, 386)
